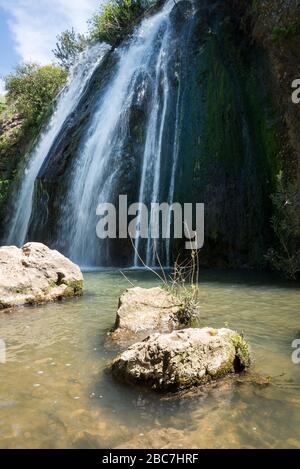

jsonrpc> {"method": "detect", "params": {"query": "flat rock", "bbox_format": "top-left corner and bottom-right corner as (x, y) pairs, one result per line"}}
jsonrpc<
(111, 327), (251, 392)
(109, 287), (196, 342)
(0, 242), (83, 309)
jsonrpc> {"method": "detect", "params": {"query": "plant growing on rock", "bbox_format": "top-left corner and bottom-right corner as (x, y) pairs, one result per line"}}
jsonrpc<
(166, 249), (201, 322)
(128, 237), (201, 325)
(89, 0), (147, 44)
(272, 22), (300, 41)
(5, 63), (67, 125)
(266, 171), (300, 279)
(53, 28), (88, 69)
(0, 95), (6, 114)
(0, 64), (67, 221)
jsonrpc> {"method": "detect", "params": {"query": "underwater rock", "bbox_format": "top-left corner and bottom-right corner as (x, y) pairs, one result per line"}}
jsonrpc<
(109, 287), (196, 342)
(111, 327), (250, 392)
(0, 242), (83, 309)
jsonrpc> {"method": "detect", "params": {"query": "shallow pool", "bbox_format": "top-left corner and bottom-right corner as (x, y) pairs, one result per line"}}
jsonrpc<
(0, 269), (300, 448)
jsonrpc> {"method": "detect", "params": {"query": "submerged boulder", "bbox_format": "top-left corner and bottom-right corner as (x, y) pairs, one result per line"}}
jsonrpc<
(109, 286), (196, 342)
(0, 242), (83, 310)
(111, 327), (250, 392)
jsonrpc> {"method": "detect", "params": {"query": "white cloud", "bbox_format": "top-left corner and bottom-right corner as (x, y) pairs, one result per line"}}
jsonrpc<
(0, 78), (6, 94)
(0, 0), (101, 65)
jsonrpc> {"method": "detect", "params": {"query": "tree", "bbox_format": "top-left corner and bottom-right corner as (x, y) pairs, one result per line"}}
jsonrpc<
(53, 28), (87, 69)
(5, 63), (67, 124)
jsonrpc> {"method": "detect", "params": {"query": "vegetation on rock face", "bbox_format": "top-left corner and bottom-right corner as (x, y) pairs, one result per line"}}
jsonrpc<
(272, 22), (300, 41)
(266, 172), (300, 279)
(5, 64), (67, 124)
(53, 28), (88, 69)
(0, 64), (67, 219)
(167, 250), (201, 323)
(0, 95), (6, 114)
(89, 0), (146, 44)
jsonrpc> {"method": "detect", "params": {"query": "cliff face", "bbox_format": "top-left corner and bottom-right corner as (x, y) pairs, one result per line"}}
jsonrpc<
(175, 0), (300, 270)
(251, 0), (300, 183)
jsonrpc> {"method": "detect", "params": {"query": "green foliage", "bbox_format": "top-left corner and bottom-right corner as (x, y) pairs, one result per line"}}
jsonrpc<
(89, 0), (145, 44)
(0, 179), (9, 204)
(266, 171), (300, 279)
(5, 63), (67, 125)
(272, 22), (300, 41)
(53, 28), (88, 69)
(0, 64), (67, 218)
(0, 95), (6, 114)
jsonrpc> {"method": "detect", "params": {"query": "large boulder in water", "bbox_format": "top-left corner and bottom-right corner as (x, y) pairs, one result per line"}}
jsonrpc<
(109, 287), (196, 342)
(0, 242), (83, 309)
(111, 328), (251, 392)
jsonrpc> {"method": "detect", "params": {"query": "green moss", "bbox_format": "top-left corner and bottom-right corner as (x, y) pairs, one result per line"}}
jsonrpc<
(243, 74), (281, 183)
(272, 23), (300, 41)
(198, 36), (244, 171)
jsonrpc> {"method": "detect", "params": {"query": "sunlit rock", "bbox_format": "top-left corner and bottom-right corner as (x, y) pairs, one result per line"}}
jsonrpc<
(109, 287), (197, 342)
(111, 327), (250, 392)
(0, 242), (83, 309)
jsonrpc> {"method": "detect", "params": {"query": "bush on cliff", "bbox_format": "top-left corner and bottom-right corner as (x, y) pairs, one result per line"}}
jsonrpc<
(0, 64), (67, 218)
(89, 0), (146, 44)
(5, 64), (67, 126)
(266, 172), (300, 279)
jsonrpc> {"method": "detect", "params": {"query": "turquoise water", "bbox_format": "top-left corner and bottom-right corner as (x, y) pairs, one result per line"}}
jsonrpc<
(0, 270), (300, 448)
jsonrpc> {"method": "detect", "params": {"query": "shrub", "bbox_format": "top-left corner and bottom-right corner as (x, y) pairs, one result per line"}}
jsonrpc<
(89, 0), (146, 44)
(53, 28), (88, 69)
(5, 63), (67, 125)
(266, 171), (300, 279)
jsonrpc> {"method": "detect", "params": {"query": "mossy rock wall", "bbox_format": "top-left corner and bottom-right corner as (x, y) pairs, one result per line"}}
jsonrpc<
(174, 0), (281, 268)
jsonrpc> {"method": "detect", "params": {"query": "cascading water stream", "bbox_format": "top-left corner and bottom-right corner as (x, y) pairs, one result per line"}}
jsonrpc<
(5, 43), (110, 246)
(57, 0), (180, 267)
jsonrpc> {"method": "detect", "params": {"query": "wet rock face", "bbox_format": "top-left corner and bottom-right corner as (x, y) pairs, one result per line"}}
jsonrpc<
(111, 328), (251, 392)
(0, 242), (83, 310)
(109, 287), (195, 342)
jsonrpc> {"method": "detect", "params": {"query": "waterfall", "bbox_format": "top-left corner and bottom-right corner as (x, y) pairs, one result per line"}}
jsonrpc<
(4, 0), (196, 268)
(58, 0), (177, 267)
(5, 43), (110, 246)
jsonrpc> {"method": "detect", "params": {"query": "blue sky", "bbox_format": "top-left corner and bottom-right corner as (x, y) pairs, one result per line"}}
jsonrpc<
(0, 0), (101, 93)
